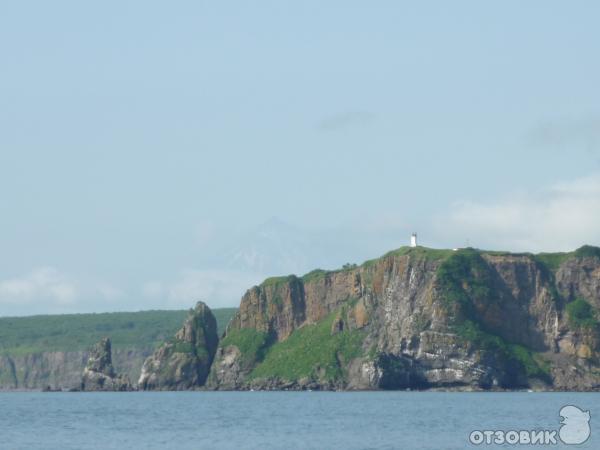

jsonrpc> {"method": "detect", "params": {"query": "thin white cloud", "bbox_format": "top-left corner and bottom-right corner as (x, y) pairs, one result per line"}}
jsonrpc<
(0, 267), (78, 306)
(0, 268), (130, 316)
(436, 173), (600, 252)
(142, 269), (264, 309)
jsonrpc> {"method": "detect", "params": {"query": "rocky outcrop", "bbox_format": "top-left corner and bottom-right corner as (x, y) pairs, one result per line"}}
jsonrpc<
(0, 309), (236, 391)
(138, 302), (219, 390)
(81, 338), (133, 391)
(208, 246), (600, 391)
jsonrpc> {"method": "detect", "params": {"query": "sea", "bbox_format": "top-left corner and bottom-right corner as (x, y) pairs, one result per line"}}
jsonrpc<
(0, 391), (597, 449)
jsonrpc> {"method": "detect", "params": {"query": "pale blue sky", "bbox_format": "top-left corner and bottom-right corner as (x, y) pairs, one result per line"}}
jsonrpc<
(1, 1), (600, 315)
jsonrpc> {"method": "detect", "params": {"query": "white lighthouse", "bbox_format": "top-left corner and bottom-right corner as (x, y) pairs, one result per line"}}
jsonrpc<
(410, 232), (418, 248)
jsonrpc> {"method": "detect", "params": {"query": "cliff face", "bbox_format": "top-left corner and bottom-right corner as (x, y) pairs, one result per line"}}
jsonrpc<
(138, 302), (219, 390)
(208, 247), (600, 391)
(0, 349), (151, 391)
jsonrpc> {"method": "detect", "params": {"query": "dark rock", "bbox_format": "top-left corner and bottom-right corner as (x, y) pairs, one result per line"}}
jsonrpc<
(42, 385), (60, 392)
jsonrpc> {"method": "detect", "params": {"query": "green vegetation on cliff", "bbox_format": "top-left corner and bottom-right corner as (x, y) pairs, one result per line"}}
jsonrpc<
(362, 246), (454, 269)
(534, 252), (573, 272)
(294, 245), (597, 301)
(219, 328), (271, 367)
(0, 308), (237, 356)
(566, 299), (599, 329)
(382, 246), (454, 261)
(532, 245), (600, 272)
(436, 248), (495, 313)
(269, 246), (600, 295)
(261, 275), (299, 287)
(437, 250), (551, 380)
(250, 312), (366, 382)
(455, 320), (550, 380)
(301, 269), (328, 283)
(167, 339), (195, 354)
(574, 245), (600, 259)
(298, 247), (456, 287)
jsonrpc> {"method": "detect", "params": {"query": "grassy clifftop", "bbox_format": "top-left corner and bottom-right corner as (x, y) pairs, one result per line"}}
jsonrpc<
(297, 245), (600, 284)
(0, 308), (237, 356)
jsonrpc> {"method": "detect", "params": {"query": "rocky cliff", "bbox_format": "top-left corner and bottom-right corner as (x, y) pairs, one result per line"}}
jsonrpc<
(3, 246), (598, 392)
(207, 246), (600, 391)
(0, 348), (151, 391)
(81, 338), (133, 391)
(138, 302), (219, 390)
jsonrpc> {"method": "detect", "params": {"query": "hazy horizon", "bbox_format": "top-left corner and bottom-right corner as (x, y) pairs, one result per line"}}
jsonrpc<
(2, 1), (600, 316)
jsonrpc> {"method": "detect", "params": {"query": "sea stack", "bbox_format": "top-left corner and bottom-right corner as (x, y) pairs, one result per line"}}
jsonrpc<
(138, 301), (219, 390)
(81, 337), (133, 391)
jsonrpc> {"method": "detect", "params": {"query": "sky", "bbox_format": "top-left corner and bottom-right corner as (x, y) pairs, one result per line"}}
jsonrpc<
(1, 1), (600, 316)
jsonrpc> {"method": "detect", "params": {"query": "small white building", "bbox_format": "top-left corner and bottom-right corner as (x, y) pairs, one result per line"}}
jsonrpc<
(410, 233), (418, 248)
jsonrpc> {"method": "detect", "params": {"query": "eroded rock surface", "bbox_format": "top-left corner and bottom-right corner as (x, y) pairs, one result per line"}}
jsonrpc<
(138, 301), (218, 390)
(81, 338), (133, 391)
(208, 247), (600, 391)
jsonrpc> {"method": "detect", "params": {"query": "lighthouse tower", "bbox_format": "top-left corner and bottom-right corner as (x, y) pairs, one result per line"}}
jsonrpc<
(410, 233), (418, 248)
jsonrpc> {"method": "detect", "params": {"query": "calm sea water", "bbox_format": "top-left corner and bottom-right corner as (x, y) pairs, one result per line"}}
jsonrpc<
(0, 391), (597, 449)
